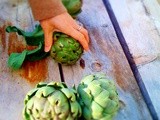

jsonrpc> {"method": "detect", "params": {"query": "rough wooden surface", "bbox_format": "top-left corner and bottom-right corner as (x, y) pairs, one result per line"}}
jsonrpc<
(63, 0), (152, 119)
(0, 0), (61, 120)
(109, 0), (160, 118)
(0, 0), (155, 120)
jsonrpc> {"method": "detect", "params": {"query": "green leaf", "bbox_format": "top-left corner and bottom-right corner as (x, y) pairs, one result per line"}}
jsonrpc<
(7, 43), (48, 70)
(6, 25), (44, 46)
(7, 50), (27, 70)
(6, 25), (49, 70)
(26, 42), (49, 61)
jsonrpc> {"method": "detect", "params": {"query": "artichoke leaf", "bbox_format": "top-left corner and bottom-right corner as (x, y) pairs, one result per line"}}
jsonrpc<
(35, 86), (56, 98)
(91, 101), (103, 119)
(78, 87), (92, 106)
(88, 80), (102, 97)
(6, 25), (44, 46)
(8, 43), (48, 69)
(104, 100), (119, 114)
(82, 107), (92, 120)
(26, 97), (35, 111)
(36, 82), (48, 88)
(48, 91), (68, 107)
(23, 107), (31, 120)
(94, 73), (106, 79)
(61, 88), (76, 101)
(32, 97), (46, 115)
(24, 88), (39, 104)
(47, 82), (68, 89)
(69, 101), (81, 117)
(8, 50), (27, 70)
(48, 91), (69, 115)
(81, 75), (94, 85)
(26, 42), (49, 62)
(94, 90), (109, 107)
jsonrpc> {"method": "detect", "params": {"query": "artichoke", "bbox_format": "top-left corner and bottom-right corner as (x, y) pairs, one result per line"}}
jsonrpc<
(62, 0), (82, 17)
(50, 33), (83, 65)
(23, 82), (82, 120)
(77, 74), (119, 120)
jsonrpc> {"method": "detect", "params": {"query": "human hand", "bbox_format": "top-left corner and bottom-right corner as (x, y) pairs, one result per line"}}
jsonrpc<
(40, 12), (89, 52)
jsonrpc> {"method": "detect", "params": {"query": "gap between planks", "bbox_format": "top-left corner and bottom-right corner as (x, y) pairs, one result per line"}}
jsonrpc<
(102, 0), (158, 119)
(58, 63), (65, 82)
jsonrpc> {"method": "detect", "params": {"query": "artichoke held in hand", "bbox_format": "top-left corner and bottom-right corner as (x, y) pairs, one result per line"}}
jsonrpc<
(50, 33), (83, 65)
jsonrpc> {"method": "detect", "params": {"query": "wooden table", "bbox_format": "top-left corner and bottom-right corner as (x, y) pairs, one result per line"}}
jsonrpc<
(0, 0), (159, 120)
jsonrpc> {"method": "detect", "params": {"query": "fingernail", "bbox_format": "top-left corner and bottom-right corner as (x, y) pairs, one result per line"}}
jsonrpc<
(85, 47), (89, 51)
(45, 46), (51, 52)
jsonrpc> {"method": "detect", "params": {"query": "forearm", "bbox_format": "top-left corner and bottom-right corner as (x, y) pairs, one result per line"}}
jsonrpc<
(28, 0), (67, 21)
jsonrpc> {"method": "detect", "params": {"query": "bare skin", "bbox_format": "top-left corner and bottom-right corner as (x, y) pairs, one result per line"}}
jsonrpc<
(40, 12), (89, 52)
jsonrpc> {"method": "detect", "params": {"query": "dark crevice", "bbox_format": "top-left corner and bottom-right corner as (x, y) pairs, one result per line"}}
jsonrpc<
(58, 63), (65, 82)
(102, 0), (158, 119)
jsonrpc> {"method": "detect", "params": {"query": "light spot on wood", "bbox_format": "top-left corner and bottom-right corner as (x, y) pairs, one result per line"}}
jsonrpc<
(157, 0), (160, 5)
(20, 59), (48, 84)
(112, 62), (127, 91)
(119, 100), (126, 109)
(91, 61), (102, 72)
(134, 55), (157, 66)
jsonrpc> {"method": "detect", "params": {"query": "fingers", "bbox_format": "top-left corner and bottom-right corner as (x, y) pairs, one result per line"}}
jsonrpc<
(73, 31), (89, 51)
(69, 20), (90, 44)
(63, 16), (89, 43)
(40, 13), (90, 52)
(78, 27), (89, 43)
(54, 20), (89, 51)
(66, 27), (89, 51)
(43, 29), (53, 52)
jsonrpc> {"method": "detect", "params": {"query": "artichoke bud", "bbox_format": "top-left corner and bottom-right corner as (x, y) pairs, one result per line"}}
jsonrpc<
(77, 74), (120, 120)
(50, 33), (83, 65)
(23, 82), (82, 120)
(62, 0), (83, 17)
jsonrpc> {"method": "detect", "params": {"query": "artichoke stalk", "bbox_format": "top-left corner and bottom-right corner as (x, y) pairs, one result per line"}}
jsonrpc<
(23, 82), (82, 120)
(77, 74), (119, 120)
(50, 33), (83, 65)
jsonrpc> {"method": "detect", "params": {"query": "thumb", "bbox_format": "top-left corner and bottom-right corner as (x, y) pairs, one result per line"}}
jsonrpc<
(43, 29), (53, 52)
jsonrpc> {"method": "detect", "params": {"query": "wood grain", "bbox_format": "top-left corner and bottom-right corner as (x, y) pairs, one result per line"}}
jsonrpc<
(62, 0), (152, 119)
(109, 0), (160, 118)
(0, 0), (60, 119)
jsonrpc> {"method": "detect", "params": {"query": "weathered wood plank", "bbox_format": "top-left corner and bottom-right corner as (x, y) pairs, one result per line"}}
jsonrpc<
(109, 0), (160, 118)
(0, 0), (61, 119)
(62, 0), (152, 119)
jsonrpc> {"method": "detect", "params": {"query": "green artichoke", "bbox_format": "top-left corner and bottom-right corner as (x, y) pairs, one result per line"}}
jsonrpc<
(77, 74), (119, 120)
(23, 82), (82, 120)
(62, 0), (82, 17)
(50, 33), (83, 65)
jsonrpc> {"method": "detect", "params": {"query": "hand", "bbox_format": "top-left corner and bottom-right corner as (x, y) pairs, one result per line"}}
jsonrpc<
(40, 12), (89, 52)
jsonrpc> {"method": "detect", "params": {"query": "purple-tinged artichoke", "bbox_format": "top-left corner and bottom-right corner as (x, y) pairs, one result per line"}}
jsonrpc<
(23, 82), (82, 120)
